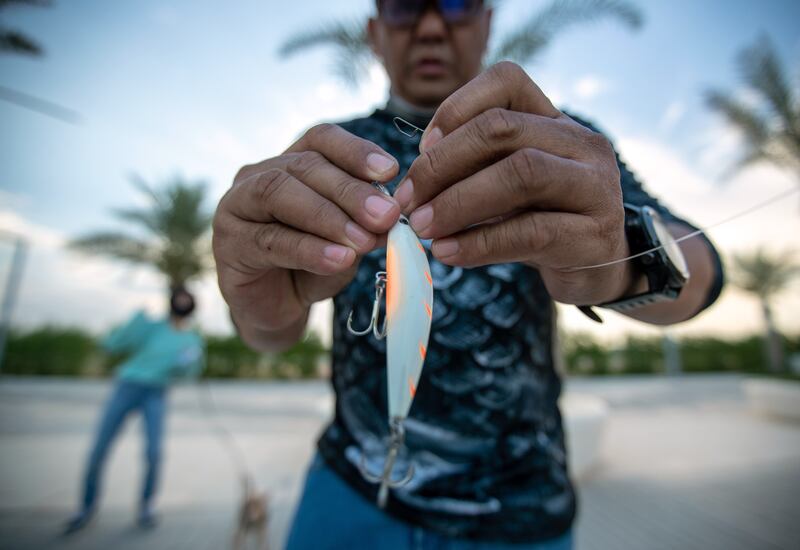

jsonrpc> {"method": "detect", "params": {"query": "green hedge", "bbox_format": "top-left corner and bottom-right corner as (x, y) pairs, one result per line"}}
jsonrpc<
(2, 327), (329, 379)
(3, 327), (798, 378)
(563, 332), (800, 376)
(3, 327), (98, 376)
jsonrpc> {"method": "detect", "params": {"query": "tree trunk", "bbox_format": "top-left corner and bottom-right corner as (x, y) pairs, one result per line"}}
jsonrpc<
(761, 299), (784, 373)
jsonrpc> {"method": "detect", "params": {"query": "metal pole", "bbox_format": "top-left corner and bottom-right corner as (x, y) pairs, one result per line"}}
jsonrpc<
(0, 236), (28, 373)
(662, 330), (682, 376)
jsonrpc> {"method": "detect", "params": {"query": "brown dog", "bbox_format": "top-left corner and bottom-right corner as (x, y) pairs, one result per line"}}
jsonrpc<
(232, 476), (269, 550)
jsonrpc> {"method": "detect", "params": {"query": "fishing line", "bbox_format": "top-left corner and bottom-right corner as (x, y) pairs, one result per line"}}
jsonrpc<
(392, 117), (799, 273)
(195, 380), (253, 485)
(562, 185), (799, 272)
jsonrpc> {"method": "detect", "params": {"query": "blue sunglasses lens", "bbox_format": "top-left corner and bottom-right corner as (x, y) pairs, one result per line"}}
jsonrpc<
(380, 0), (481, 26)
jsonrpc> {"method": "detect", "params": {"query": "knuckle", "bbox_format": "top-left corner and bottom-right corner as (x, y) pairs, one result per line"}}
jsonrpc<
(296, 234), (333, 274)
(478, 108), (520, 142)
(253, 224), (279, 256)
(253, 168), (291, 206)
(211, 221), (229, 258)
(331, 176), (360, 208)
(604, 162), (622, 194)
(437, 95), (468, 129)
(525, 215), (556, 252)
(287, 150), (325, 178)
(305, 122), (337, 142)
(436, 188), (465, 226)
(419, 146), (447, 181)
(475, 229), (493, 259)
(213, 187), (235, 220)
(309, 199), (338, 227)
(580, 126), (615, 158)
(505, 148), (539, 194)
(211, 207), (229, 236)
(233, 163), (255, 185)
(491, 60), (521, 77)
(490, 61), (527, 85)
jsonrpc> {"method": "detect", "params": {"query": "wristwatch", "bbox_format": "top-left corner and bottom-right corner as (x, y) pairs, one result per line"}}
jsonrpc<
(579, 203), (690, 322)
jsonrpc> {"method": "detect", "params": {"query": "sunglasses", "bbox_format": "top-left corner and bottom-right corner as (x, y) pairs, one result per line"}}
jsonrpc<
(378, 0), (484, 27)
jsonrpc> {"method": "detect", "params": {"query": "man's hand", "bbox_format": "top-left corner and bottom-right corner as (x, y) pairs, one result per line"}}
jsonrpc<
(396, 61), (632, 306)
(213, 124), (401, 350)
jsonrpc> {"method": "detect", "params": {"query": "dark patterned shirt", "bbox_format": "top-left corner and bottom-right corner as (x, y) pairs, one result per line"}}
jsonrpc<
(316, 107), (723, 543)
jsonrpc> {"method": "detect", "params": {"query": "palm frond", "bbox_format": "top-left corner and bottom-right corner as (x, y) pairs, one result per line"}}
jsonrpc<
(0, 29), (42, 55)
(489, 0), (643, 66)
(111, 207), (162, 236)
(737, 35), (796, 130)
(69, 232), (155, 265)
(705, 35), (800, 181)
(705, 89), (774, 172)
(128, 173), (163, 209)
(732, 249), (800, 300)
(278, 19), (372, 87)
(0, 0), (52, 9)
(68, 176), (214, 289)
(0, 0), (51, 56)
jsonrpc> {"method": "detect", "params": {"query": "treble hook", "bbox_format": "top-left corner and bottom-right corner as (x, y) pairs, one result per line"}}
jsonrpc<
(358, 417), (415, 508)
(347, 271), (388, 339)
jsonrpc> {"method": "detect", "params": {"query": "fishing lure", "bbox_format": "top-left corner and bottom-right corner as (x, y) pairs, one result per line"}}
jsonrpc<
(347, 179), (434, 509)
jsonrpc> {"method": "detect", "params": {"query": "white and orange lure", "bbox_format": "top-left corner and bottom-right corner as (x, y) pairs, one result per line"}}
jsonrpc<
(347, 178), (434, 508)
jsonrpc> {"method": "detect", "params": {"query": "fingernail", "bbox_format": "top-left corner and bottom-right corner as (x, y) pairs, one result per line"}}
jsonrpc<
(366, 153), (396, 176)
(365, 195), (397, 219)
(409, 205), (433, 235)
(433, 238), (459, 258)
(324, 244), (351, 264)
(420, 127), (442, 153)
(394, 179), (414, 211)
(344, 221), (373, 248)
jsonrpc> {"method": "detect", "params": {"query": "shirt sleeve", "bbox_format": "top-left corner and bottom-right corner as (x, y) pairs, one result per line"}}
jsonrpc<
(102, 310), (153, 354)
(566, 111), (725, 313)
(172, 335), (205, 380)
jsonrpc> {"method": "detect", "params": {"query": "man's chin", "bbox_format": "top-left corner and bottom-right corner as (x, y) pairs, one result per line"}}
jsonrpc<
(403, 78), (462, 109)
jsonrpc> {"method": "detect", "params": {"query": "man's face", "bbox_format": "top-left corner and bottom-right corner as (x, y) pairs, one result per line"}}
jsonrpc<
(368, 1), (492, 108)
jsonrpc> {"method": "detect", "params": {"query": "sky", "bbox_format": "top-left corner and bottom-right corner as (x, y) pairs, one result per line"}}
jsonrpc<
(1, 0), (799, 345)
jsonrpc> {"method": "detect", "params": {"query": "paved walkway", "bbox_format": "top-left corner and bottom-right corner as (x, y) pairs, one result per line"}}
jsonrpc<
(0, 375), (797, 549)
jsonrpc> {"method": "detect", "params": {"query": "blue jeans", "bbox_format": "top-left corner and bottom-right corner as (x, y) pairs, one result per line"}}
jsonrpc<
(285, 454), (573, 550)
(80, 380), (167, 512)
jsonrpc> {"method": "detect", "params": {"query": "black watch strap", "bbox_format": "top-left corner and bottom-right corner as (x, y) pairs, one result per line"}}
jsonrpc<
(577, 204), (686, 323)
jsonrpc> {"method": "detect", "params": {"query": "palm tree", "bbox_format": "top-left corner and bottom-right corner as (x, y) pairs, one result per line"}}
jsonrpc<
(278, 0), (643, 87)
(1, 0), (81, 123)
(731, 248), (800, 373)
(706, 35), (800, 180)
(0, 0), (49, 57)
(69, 176), (214, 290)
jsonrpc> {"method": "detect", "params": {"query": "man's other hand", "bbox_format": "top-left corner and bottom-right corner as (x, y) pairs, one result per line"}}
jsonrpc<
(213, 124), (400, 349)
(398, 61), (632, 306)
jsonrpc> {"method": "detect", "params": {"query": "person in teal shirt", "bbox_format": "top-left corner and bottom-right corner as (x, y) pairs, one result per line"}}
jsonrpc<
(63, 287), (205, 534)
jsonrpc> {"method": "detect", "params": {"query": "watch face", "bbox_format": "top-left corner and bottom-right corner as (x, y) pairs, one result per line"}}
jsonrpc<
(651, 214), (690, 279)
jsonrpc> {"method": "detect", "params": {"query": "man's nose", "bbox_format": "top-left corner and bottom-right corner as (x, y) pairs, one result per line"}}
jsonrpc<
(415, 6), (447, 42)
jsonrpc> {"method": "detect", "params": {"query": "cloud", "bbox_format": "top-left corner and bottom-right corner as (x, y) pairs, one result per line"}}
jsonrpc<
(659, 101), (686, 132)
(573, 75), (610, 101)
